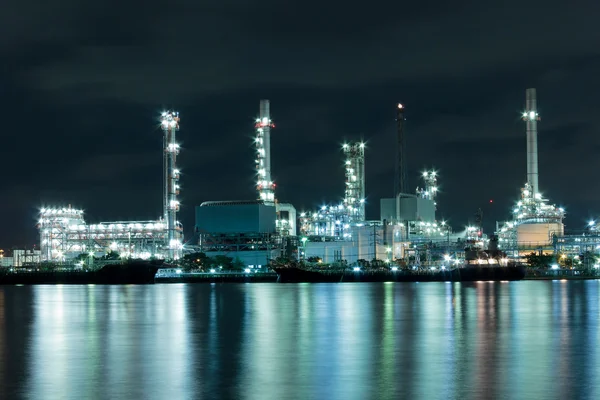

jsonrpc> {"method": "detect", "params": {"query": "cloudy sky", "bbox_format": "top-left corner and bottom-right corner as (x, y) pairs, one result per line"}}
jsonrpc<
(1, 0), (599, 247)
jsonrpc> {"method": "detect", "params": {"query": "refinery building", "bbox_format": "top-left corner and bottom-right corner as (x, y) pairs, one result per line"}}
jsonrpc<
(38, 111), (184, 262)
(31, 89), (600, 270)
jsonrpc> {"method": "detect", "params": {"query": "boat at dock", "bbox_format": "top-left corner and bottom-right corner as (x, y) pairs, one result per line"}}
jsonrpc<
(272, 262), (526, 283)
(0, 260), (162, 285)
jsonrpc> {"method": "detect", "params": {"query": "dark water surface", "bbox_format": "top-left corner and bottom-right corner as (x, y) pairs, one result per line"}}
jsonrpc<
(0, 281), (599, 400)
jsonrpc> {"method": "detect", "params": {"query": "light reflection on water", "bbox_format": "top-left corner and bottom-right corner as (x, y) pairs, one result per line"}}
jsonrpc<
(0, 281), (598, 399)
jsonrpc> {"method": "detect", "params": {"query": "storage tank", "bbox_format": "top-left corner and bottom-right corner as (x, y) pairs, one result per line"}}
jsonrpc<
(516, 222), (564, 246)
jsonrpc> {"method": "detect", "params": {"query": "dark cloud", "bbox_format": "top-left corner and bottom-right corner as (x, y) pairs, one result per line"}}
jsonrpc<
(0, 0), (600, 245)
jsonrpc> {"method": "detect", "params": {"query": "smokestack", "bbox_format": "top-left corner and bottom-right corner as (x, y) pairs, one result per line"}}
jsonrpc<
(395, 103), (406, 197)
(523, 89), (540, 195)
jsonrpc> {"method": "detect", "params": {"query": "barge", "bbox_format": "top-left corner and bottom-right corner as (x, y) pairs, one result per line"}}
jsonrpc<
(0, 260), (162, 285)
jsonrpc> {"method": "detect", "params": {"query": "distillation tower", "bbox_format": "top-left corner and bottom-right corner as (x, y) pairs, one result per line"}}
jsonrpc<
(161, 110), (183, 259)
(255, 100), (275, 204)
(343, 142), (366, 222)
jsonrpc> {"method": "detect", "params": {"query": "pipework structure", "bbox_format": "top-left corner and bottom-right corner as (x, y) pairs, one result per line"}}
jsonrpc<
(38, 207), (170, 261)
(255, 100), (275, 204)
(343, 142), (366, 222)
(523, 88), (540, 196)
(395, 103), (407, 197)
(161, 110), (183, 259)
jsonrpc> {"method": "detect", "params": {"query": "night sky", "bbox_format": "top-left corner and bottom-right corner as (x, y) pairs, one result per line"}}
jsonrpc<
(1, 0), (599, 248)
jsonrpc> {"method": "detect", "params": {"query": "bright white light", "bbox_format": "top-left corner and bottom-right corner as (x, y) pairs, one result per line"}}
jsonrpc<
(176, 269), (182, 274)
(210, 269), (216, 273)
(353, 267), (360, 272)
(551, 264), (559, 270)
(589, 221), (595, 226)
(529, 111), (535, 119)
(397, 103), (403, 109)
(444, 254), (451, 261)
(244, 268), (251, 273)
(391, 266), (398, 271)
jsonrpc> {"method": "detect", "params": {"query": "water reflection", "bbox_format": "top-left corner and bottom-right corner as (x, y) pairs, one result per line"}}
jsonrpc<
(0, 281), (598, 399)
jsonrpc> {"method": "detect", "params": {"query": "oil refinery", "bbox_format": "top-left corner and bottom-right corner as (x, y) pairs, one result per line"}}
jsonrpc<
(16, 89), (598, 271)
(37, 111), (183, 262)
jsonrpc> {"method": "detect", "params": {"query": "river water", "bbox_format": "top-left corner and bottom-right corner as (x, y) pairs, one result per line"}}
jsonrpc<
(0, 281), (598, 400)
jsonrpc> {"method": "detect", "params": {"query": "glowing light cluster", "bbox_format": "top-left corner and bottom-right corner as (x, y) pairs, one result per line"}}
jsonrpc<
(413, 220), (450, 237)
(417, 170), (438, 203)
(509, 183), (564, 222)
(522, 110), (540, 121)
(496, 182), (564, 249)
(161, 111), (180, 129)
(40, 207), (84, 216)
(299, 204), (353, 239)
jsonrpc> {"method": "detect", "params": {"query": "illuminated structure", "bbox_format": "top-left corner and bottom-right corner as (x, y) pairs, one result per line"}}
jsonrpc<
(497, 183), (564, 250)
(395, 103), (407, 197)
(524, 88), (540, 196)
(298, 142), (366, 239)
(497, 89), (564, 253)
(255, 100), (275, 204)
(38, 111), (185, 262)
(299, 206), (352, 239)
(39, 207), (171, 261)
(161, 111), (183, 259)
(416, 170), (438, 204)
(343, 142), (366, 222)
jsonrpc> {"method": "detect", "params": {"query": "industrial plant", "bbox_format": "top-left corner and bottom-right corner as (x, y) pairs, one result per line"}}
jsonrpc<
(37, 111), (183, 262)
(20, 89), (599, 272)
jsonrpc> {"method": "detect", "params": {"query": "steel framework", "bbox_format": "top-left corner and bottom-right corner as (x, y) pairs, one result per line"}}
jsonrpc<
(255, 100), (275, 204)
(343, 142), (366, 222)
(161, 110), (183, 259)
(38, 207), (175, 261)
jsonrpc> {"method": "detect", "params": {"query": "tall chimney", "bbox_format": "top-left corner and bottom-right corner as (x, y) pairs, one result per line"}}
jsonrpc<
(395, 103), (406, 197)
(524, 89), (540, 195)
